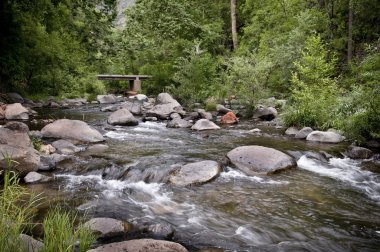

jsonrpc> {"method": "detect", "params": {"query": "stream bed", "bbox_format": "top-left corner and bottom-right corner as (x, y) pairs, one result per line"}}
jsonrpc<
(27, 105), (380, 251)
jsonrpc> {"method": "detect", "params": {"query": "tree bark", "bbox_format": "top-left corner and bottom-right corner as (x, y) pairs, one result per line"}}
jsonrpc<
(231, 0), (238, 50)
(347, 0), (353, 62)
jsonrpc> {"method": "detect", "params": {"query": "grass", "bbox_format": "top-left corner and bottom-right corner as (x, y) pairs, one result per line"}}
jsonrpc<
(0, 154), (95, 252)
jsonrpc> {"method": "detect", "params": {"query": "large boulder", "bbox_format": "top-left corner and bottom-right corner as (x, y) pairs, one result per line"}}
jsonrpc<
(191, 119), (220, 131)
(84, 218), (126, 239)
(220, 112), (238, 124)
(253, 105), (278, 121)
(38, 153), (68, 171)
(108, 108), (139, 126)
(306, 131), (345, 143)
(146, 93), (184, 119)
(5, 103), (29, 120)
(0, 127), (40, 175)
(227, 145), (296, 175)
(97, 94), (117, 104)
(345, 146), (373, 159)
(295, 127), (313, 139)
(41, 119), (104, 143)
(167, 118), (192, 128)
(170, 160), (221, 186)
(87, 239), (188, 252)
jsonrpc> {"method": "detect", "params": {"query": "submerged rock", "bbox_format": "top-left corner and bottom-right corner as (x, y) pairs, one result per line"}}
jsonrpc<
(84, 217), (126, 239)
(191, 119), (220, 131)
(345, 146), (373, 159)
(167, 118), (193, 128)
(87, 239), (188, 252)
(306, 131), (345, 143)
(107, 108), (139, 126)
(41, 119), (104, 143)
(227, 145), (296, 175)
(170, 160), (221, 186)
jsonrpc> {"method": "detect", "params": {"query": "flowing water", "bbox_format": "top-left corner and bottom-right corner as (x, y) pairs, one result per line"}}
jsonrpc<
(28, 105), (380, 251)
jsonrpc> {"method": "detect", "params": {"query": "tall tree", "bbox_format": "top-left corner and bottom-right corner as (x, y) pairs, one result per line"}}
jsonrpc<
(231, 0), (238, 50)
(347, 0), (353, 62)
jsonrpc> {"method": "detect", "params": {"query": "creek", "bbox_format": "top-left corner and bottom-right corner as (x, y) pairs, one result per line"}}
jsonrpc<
(27, 105), (380, 251)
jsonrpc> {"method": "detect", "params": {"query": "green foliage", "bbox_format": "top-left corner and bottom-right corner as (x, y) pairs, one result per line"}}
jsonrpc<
(169, 51), (225, 106)
(42, 207), (95, 252)
(205, 97), (218, 112)
(0, 162), (41, 252)
(334, 51), (380, 142)
(31, 137), (43, 151)
(284, 35), (338, 129)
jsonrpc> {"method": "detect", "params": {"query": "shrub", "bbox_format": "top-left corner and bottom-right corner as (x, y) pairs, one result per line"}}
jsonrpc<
(284, 34), (338, 129)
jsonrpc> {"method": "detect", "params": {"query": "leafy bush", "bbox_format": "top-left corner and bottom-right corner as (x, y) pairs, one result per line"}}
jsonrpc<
(284, 35), (338, 129)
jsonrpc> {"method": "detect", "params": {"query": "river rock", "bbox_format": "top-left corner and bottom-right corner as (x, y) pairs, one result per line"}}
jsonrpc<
(249, 128), (262, 134)
(84, 218), (126, 238)
(47, 101), (60, 108)
(0, 127), (40, 174)
(306, 131), (345, 143)
(108, 108), (139, 126)
(0, 104), (5, 119)
(41, 119), (104, 143)
(184, 112), (199, 121)
(39, 153), (68, 171)
(63, 98), (87, 106)
(227, 145), (296, 175)
(146, 93), (184, 119)
(345, 146), (373, 159)
(52, 140), (81, 155)
(39, 144), (56, 155)
(120, 101), (142, 115)
(87, 239), (188, 252)
(24, 171), (52, 183)
(221, 112), (238, 124)
(285, 127), (299, 136)
(295, 127), (313, 139)
(97, 94), (117, 104)
(170, 113), (182, 120)
(146, 223), (175, 239)
(132, 94), (148, 102)
(167, 118), (192, 128)
(5, 103), (29, 120)
(216, 104), (232, 114)
(6, 93), (24, 103)
(86, 144), (109, 153)
(253, 105), (278, 121)
(191, 119), (220, 131)
(20, 234), (44, 252)
(4, 121), (29, 132)
(197, 109), (213, 120)
(170, 160), (221, 186)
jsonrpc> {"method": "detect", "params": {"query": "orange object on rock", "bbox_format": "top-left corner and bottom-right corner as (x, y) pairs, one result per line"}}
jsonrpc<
(221, 112), (238, 124)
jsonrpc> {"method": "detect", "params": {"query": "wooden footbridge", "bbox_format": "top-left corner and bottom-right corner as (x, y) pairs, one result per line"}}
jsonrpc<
(97, 74), (151, 93)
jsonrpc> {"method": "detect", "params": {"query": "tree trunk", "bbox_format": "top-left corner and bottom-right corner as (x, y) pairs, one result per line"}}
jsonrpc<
(231, 0), (238, 50)
(347, 0), (353, 62)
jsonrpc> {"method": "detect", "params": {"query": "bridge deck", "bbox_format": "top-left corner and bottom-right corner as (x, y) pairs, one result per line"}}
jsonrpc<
(97, 74), (151, 81)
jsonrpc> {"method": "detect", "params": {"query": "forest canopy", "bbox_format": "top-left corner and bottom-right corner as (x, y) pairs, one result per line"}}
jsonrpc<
(0, 0), (379, 141)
